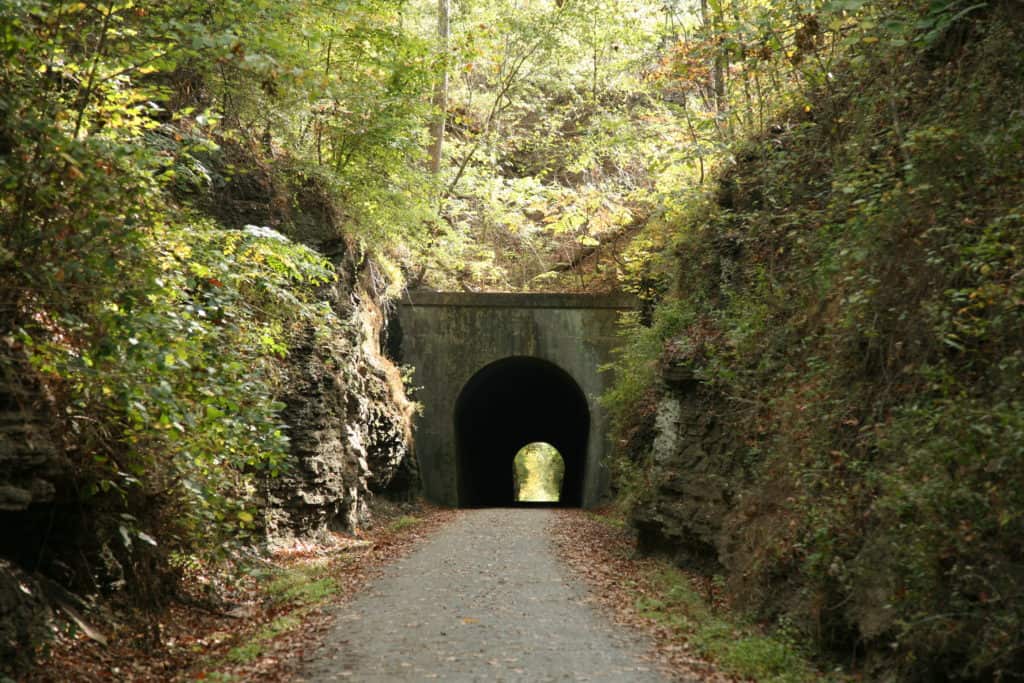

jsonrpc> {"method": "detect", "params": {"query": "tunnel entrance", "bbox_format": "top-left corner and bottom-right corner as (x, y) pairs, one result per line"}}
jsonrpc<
(454, 357), (590, 507)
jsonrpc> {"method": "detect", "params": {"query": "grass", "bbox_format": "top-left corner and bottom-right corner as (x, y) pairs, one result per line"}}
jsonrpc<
(224, 614), (304, 664)
(636, 566), (833, 683)
(386, 514), (421, 533)
(193, 562), (341, 678)
(265, 562), (338, 606)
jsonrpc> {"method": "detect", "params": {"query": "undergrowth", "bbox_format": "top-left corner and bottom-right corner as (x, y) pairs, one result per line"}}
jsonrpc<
(266, 563), (339, 607)
(386, 515), (422, 533)
(636, 566), (824, 683)
(607, 2), (1024, 679)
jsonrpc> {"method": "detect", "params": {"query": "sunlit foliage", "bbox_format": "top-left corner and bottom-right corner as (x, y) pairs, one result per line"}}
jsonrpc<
(413, 0), (692, 292)
(0, 0), (433, 570)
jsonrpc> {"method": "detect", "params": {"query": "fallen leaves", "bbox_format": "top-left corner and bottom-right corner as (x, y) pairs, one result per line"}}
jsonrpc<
(550, 508), (737, 683)
(25, 502), (457, 683)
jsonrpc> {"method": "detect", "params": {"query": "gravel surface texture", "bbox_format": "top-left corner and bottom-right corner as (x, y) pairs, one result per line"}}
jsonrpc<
(300, 508), (668, 682)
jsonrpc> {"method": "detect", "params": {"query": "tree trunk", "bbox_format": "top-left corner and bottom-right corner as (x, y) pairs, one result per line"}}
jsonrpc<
(428, 0), (450, 174)
(700, 0), (727, 117)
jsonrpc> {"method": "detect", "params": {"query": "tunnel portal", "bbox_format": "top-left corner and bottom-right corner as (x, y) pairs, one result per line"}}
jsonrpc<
(454, 357), (589, 507)
(395, 291), (636, 507)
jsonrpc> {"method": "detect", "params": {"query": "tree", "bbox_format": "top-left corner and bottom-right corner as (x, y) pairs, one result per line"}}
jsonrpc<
(0, 0), (436, 574)
(429, 0), (450, 174)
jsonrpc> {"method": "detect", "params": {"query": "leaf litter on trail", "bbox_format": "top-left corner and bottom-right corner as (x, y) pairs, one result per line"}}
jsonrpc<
(551, 508), (737, 683)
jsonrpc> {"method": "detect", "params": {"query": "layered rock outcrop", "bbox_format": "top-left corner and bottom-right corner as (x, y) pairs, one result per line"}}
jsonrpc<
(193, 139), (420, 544)
(262, 249), (417, 545)
(630, 370), (740, 574)
(0, 379), (63, 515)
(0, 560), (52, 668)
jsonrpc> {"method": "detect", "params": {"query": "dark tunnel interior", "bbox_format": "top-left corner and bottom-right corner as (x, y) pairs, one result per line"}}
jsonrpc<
(454, 356), (590, 507)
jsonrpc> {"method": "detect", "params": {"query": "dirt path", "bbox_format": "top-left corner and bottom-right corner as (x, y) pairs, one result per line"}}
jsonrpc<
(300, 508), (671, 682)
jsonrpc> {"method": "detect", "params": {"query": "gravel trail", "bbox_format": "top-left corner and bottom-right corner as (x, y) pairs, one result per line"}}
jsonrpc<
(301, 508), (668, 682)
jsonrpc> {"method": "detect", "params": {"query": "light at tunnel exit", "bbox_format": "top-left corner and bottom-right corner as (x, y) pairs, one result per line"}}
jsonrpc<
(513, 443), (565, 503)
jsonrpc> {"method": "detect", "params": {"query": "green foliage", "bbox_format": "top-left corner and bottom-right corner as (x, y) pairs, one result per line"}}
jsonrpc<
(606, 0), (1024, 677)
(637, 567), (824, 683)
(417, 0), (690, 291)
(857, 399), (1024, 678)
(0, 0), (433, 579)
(16, 217), (336, 548)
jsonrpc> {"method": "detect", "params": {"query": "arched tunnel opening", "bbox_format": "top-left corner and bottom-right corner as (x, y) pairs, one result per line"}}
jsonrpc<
(454, 356), (590, 507)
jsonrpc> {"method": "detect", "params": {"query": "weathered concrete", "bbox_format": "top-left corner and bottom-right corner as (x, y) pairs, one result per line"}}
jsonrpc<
(395, 291), (635, 508)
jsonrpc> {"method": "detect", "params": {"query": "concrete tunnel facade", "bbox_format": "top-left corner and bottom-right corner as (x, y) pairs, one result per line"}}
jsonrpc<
(394, 291), (636, 508)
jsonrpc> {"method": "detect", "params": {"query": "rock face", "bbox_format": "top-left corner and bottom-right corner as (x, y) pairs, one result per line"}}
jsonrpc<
(630, 373), (740, 573)
(0, 374), (72, 575)
(191, 138), (419, 545)
(0, 383), (64, 514)
(0, 383), (62, 669)
(0, 560), (52, 669)
(263, 263), (416, 545)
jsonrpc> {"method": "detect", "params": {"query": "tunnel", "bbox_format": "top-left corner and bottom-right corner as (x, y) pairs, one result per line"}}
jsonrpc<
(453, 356), (590, 507)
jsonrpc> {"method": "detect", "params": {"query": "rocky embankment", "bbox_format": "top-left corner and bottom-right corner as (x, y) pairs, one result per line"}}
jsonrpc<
(264, 242), (418, 544)
(0, 141), (419, 667)
(629, 370), (739, 576)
